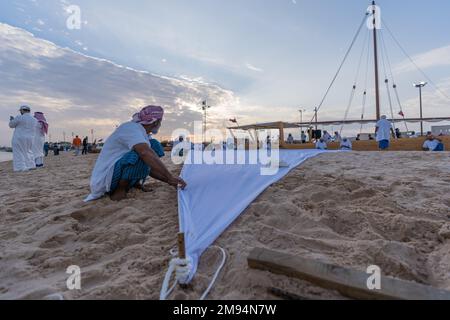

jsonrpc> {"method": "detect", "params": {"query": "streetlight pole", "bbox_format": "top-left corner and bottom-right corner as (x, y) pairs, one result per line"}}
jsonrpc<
(414, 81), (427, 136)
(201, 101), (211, 144)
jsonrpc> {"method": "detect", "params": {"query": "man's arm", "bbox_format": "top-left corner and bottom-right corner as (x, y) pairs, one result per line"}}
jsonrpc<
(134, 143), (186, 189)
(9, 117), (18, 128)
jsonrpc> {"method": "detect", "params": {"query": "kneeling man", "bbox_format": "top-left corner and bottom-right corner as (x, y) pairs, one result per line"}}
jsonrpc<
(85, 106), (186, 202)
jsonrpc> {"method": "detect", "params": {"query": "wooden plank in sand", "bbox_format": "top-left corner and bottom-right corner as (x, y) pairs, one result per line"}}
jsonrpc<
(248, 248), (450, 300)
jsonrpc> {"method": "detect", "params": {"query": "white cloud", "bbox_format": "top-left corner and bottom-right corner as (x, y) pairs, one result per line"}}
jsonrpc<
(0, 23), (240, 146)
(245, 63), (264, 73)
(394, 44), (450, 74)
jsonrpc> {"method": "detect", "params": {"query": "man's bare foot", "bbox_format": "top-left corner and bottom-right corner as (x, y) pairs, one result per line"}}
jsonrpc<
(135, 183), (153, 193)
(110, 188), (127, 201)
(110, 180), (129, 201)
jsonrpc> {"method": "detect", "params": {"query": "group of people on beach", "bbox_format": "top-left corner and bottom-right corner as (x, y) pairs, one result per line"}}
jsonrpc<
(8, 106), (96, 172)
(311, 115), (445, 152)
(9, 104), (446, 202)
(8, 106), (48, 172)
(8, 104), (185, 202)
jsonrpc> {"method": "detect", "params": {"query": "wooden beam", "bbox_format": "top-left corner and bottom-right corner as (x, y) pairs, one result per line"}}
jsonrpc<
(248, 248), (450, 300)
(268, 287), (312, 301)
(278, 122), (286, 149)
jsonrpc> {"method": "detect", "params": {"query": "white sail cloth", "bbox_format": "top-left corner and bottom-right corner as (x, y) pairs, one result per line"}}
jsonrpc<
(177, 149), (334, 282)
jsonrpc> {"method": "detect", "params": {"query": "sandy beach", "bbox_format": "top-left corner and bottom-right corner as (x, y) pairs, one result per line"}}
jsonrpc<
(1, 151), (450, 300)
(0, 152), (13, 163)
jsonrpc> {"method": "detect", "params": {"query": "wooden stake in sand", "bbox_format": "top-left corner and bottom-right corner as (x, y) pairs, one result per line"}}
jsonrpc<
(248, 248), (450, 300)
(177, 233), (186, 260)
(177, 232), (189, 289)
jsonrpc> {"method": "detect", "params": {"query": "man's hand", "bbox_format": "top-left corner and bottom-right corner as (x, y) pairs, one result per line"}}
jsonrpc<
(168, 176), (187, 190)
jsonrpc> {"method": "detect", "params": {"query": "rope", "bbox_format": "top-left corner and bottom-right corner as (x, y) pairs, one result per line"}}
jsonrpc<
(379, 33), (397, 138)
(382, 18), (450, 101)
(360, 29), (372, 134)
(340, 28), (370, 135)
(360, 91), (367, 134)
(160, 246), (227, 301)
(393, 84), (409, 132)
(309, 12), (371, 124)
(385, 79), (398, 139)
(380, 31), (409, 132)
(340, 85), (357, 136)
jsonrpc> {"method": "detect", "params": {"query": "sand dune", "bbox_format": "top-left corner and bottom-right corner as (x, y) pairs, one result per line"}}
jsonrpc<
(1, 151), (450, 300)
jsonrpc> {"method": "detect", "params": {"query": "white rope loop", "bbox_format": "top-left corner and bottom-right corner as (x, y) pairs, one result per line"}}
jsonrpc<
(159, 246), (227, 301)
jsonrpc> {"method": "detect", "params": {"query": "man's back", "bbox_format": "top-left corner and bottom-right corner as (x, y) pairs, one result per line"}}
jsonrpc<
(376, 119), (392, 141)
(10, 114), (37, 137)
(73, 137), (82, 147)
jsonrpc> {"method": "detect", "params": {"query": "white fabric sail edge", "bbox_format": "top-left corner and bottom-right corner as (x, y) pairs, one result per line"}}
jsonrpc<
(177, 149), (338, 283)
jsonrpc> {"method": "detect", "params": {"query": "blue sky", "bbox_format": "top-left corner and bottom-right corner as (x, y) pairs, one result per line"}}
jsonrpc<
(1, 0), (450, 145)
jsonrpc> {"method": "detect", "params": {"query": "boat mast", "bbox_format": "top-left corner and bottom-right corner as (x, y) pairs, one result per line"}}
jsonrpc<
(372, 1), (381, 120)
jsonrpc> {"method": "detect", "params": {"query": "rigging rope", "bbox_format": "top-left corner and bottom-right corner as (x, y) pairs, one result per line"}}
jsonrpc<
(360, 29), (372, 134)
(380, 31), (409, 132)
(340, 28), (370, 136)
(309, 12), (371, 125)
(382, 18), (450, 101)
(340, 85), (357, 136)
(379, 31), (398, 138)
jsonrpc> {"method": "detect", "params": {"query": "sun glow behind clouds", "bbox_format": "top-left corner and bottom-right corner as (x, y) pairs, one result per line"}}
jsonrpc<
(0, 23), (241, 146)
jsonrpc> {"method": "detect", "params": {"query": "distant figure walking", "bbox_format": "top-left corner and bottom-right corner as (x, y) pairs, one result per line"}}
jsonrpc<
(9, 105), (37, 172)
(301, 131), (307, 144)
(53, 143), (60, 156)
(44, 142), (50, 157)
(375, 115), (393, 150)
(72, 135), (82, 156)
(32, 112), (49, 168)
(82, 137), (89, 155)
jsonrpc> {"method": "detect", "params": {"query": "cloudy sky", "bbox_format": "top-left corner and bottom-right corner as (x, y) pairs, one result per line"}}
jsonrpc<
(1, 0), (450, 146)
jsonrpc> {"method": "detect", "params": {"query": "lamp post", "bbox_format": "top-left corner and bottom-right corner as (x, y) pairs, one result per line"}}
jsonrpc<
(414, 81), (427, 136)
(201, 101), (211, 144)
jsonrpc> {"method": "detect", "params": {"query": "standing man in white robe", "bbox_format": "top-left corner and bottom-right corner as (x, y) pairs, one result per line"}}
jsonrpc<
(32, 112), (49, 168)
(9, 105), (38, 172)
(375, 115), (394, 150)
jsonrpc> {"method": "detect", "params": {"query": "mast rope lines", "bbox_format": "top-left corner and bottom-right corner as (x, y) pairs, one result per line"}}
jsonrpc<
(308, 11), (371, 127)
(340, 27), (370, 136)
(382, 18), (450, 102)
(309, 2), (449, 135)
